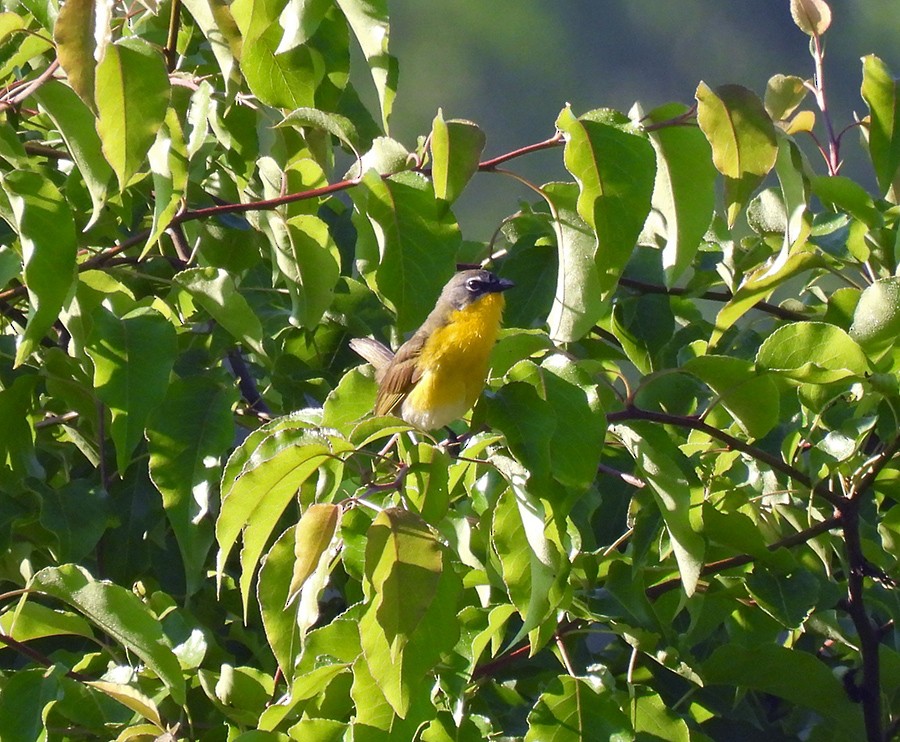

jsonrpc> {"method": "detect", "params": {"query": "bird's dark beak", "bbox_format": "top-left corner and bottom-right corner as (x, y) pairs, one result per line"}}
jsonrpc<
(495, 277), (515, 292)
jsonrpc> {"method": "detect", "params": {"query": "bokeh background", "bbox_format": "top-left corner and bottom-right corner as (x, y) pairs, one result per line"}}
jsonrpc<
(381, 0), (900, 239)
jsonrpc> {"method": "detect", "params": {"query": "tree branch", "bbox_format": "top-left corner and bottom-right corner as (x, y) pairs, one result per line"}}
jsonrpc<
(618, 276), (810, 322)
(645, 515), (840, 599)
(607, 406), (843, 508)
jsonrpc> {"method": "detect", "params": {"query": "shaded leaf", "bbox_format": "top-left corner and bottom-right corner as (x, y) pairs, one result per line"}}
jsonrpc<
(2, 170), (77, 367)
(430, 110), (486, 208)
(32, 564), (185, 704)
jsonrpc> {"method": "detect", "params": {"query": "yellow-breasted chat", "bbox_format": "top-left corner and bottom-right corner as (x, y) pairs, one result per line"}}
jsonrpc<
(350, 269), (514, 430)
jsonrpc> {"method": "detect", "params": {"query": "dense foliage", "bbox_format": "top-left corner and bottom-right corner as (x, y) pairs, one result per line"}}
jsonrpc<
(0, 0), (898, 739)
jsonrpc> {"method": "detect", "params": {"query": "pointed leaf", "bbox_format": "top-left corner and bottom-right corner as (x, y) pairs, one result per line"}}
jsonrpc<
(525, 676), (633, 742)
(556, 106), (655, 299)
(145, 106), (188, 252)
(173, 267), (265, 354)
(33, 80), (113, 228)
(645, 102), (716, 283)
(352, 170), (460, 333)
(95, 37), (171, 189)
(756, 321), (869, 383)
(335, 0), (396, 129)
(147, 376), (238, 595)
(85, 307), (178, 475)
(32, 565), (185, 704)
(430, 111), (486, 207)
(53, 0), (111, 111)
(613, 422), (705, 595)
(861, 55), (900, 200)
(2, 170), (77, 367)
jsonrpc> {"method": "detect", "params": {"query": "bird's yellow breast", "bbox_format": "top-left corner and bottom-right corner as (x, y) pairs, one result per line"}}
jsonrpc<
(401, 292), (504, 429)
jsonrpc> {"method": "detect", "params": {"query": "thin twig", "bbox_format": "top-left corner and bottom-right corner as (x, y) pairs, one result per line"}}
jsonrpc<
(607, 406), (843, 508)
(645, 515), (840, 599)
(0, 632), (91, 683)
(618, 277), (809, 322)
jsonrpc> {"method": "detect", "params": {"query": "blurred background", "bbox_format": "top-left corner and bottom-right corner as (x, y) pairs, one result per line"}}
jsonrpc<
(382, 0), (900, 239)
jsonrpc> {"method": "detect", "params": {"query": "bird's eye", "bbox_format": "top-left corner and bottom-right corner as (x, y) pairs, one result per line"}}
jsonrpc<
(465, 278), (482, 293)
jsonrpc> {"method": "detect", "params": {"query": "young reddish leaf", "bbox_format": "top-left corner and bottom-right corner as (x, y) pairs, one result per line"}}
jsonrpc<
(790, 0), (832, 37)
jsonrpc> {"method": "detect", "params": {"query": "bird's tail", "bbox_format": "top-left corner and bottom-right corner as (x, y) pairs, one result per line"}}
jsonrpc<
(349, 337), (394, 371)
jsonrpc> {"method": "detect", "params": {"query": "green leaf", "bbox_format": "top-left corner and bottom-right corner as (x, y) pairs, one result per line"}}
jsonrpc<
(745, 568), (820, 629)
(174, 267), (265, 354)
(32, 564), (186, 704)
(756, 321), (869, 383)
(710, 251), (825, 346)
(555, 107), (656, 300)
(849, 276), (900, 356)
(490, 470), (565, 638)
(861, 55), (900, 200)
(684, 355), (780, 438)
(703, 644), (862, 736)
(696, 83), (777, 225)
(258, 524), (329, 682)
(288, 503), (341, 605)
(323, 367), (378, 433)
(790, 0), (832, 36)
(281, 215), (342, 328)
(278, 106), (361, 156)
(765, 74), (809, 121)
(147, 376), (238, 595)
(525, 676), (633, 742)
(644, 102), (717, 283)
(39, 480), (108, 563)
(810, 175), (883, 228)
(215, 428), (350, 616)
(0, 668), (60, 741)
(275, 0), (332, 54)
(2, 170), (77, 367)
(52, 0), (110, 112)
(0, 601), (93, 642)
(84, 681), (163, 729)
(232, 0), (321, 109)
(365, 508), (442, 654)
(541, 182), (604, 342)
(613, 422), (705, 595)
(430, 110), (486, 208)
(358, 534), (459, 718)
(181, 0), (242, 88)
(85, 307), (178, 476)
(335, 0), (397, 130)
(352, 170), (460, 334)
(145, 106), (189, 252)
(33, 80), (113, 228)
(484, 379), (555, 485)
(540, 355), (606, 492)
(0, 367), (36, 483)
(95, 37), (171, 189)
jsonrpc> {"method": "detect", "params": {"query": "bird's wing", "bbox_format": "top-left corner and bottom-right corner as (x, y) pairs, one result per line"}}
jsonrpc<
(374, 332), (427, 416)
(348, 337), (394, 370)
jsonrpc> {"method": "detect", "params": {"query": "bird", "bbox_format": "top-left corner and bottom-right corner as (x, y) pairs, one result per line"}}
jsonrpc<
(349, 268), (514, 430)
